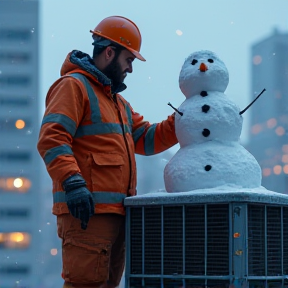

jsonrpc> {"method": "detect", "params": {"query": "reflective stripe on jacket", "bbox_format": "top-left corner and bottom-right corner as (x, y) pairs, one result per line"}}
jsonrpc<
(37, 51), (178, 216)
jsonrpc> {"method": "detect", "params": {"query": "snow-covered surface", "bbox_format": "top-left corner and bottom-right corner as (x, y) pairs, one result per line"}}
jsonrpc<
(164, 50), (262, 193)
(124, 187), (288, 206)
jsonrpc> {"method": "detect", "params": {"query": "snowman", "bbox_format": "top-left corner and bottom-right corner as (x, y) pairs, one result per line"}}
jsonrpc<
(164, 50), (262, 192)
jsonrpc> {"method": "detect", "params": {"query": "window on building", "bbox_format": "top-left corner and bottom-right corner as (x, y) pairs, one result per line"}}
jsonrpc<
(0, 208), (30, 218)
(0, 152), (31, 161)
(0, 118), (31, 132)
(0, 177), (31, 193)
(0, 97), (30, 106)
(0, 29), (31, 41)
(0, 265), (30, 274)
(0, 51), (31, 64)
(0, 232), (31, 249)
(0, 76), (30, 86)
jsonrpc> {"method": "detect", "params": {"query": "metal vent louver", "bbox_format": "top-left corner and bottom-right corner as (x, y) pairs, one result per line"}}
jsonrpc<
(248, 205), (285, 276)
(130, 208), (142, 274)
(267, 206), (282, 275)
(206, 205), (229, 275)
(284, 207), (288, 275)
(129, 204), (230, 284)
(185, 205), (205, 275)
(125, 191), (288, 287)
(145, 207), (161, 274)
(248, 205), (265, 275)
(163, 206), (183, 275)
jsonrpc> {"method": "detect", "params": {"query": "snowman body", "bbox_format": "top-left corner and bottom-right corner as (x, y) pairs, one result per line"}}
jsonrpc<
(164, 50), (262, 192)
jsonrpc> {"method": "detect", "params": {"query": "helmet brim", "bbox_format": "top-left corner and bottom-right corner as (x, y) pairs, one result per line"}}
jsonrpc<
(90, 30), (146, 62)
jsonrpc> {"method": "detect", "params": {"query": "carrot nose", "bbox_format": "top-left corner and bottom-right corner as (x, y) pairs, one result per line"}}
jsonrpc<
(199, 63), (208, 72)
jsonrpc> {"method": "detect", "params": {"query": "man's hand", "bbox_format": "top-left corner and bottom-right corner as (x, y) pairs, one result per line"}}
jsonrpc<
(62, 174), (95, 230)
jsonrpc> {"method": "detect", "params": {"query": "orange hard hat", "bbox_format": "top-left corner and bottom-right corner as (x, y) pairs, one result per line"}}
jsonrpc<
(90, 16), (146, 61)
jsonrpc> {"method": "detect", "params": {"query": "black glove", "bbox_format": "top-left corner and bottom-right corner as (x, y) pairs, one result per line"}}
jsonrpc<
(62, 174), (95, 230)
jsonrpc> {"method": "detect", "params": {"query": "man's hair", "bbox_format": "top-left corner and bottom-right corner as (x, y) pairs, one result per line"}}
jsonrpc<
(92, 35), (125, 59)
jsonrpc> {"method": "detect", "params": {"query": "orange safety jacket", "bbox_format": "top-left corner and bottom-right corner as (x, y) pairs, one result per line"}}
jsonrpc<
(37, 50), (178, 216)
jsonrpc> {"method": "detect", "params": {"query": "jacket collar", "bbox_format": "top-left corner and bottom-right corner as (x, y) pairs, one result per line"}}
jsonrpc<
(70, 50), (127, 94)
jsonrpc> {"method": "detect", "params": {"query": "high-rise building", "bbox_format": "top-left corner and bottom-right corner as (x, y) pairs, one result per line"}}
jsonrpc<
(0, 1), (42, 287)
(248, 29), (288, 194)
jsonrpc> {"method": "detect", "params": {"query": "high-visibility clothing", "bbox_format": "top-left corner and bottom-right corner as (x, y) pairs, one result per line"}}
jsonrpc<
(37, 50), (178, 215)
(58, 213), (125, 286)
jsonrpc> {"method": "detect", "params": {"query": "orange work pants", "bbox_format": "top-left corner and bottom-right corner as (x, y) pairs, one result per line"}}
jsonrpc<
(57, 213), (125, 288)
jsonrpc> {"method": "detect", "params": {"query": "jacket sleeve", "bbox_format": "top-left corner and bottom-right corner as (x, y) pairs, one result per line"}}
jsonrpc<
(37, 76), (87, 183)
(128, 103), (178, 155)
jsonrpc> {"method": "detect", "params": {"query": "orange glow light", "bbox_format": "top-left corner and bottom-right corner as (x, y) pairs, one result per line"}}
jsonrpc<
(15, 119), (25, 129)
(14, 178), (23, 188)
(276, 126), (285, 136)
(253, 55), (262, 65)
(50, 248), (58, 256)
(262, 168), (271, 177)
(1, 177), (31, 193)
(283, 165), (288, 174)
(251, 124), (262, 134)
(0, 232), (30, 249)
(273, 165), (282, 175)
(283, 145), (288, 153)
(6, 178), (15, 189)
(282, 155), (288, 163)
(234, 233), (241, 238)
(10, 232), (24, 242)
(267, 118), (277, 129)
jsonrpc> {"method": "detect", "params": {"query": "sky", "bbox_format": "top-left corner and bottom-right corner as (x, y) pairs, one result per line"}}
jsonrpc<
(39, 0), (288, 148)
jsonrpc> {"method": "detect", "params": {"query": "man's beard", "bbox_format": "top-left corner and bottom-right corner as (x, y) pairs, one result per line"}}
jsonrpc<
(102, 56), (125, 89)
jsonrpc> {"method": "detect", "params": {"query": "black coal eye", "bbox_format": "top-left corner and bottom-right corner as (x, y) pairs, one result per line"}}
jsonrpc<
(191, 59), (198, 65)
(208, 59), (214, 63)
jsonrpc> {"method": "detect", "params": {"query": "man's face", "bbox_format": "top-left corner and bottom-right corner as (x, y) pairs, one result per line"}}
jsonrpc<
(103, 48), (135, 87)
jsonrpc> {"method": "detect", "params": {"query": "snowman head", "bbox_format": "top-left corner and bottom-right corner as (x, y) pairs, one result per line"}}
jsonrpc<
(179, 50), (229, 98)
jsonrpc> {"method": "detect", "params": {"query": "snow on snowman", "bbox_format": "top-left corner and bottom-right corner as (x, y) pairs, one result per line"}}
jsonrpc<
(164, 50), (265, 192)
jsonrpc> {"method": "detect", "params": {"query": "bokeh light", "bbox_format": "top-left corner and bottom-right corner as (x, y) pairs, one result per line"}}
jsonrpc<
(253, 55), (262, 65)
(15, 119), (25, 129)
(14, 178), (23, 188)
(273, 165), (282, 175)
(262, 168), (271, 177)
(50, 248), (58, 256)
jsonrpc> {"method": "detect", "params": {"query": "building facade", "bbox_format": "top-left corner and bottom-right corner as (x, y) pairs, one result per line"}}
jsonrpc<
(0, 1), (42, 287)
(248, 29), (288, 194)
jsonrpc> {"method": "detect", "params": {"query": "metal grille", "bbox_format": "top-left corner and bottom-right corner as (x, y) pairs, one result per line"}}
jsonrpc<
(163, 206), (183, 275)
(127, 198), (288, 287)
(248, 281), (284, 288)
(284, 207), (288, 275)
(129, 277), (141, 288)
(130, 207), (142, 274)
(185, 279), (230, 288)
(206, 280), (230, 287)
(185, 205), (205, 275)
(144, 278), (161, 288)
(248, 205), (265, 275)
(267, 206), (282, 275)
(248, 205), (286, 276)
(163, 278), (183, 288)
(207, 204), (229, 275)
(144, 207), (161, 274)
(129, 204), (230, 277)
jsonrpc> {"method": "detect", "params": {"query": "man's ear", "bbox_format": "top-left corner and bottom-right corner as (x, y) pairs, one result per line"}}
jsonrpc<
(105, 46), (114, 59)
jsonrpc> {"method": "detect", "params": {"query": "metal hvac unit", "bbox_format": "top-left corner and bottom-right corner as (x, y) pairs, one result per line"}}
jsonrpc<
(124, 190), (288, 288)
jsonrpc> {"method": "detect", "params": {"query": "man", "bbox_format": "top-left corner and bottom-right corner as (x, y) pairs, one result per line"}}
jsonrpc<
(37, 16), (178, 288)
